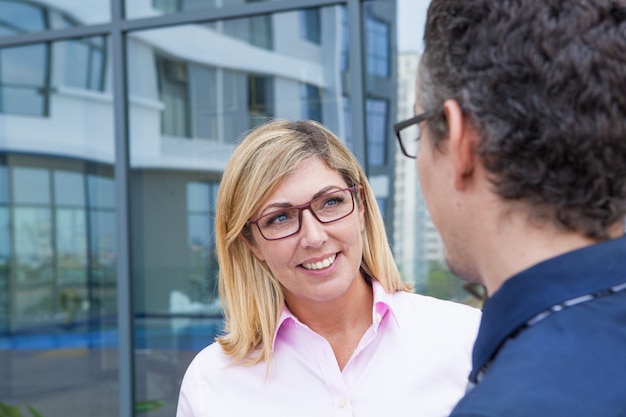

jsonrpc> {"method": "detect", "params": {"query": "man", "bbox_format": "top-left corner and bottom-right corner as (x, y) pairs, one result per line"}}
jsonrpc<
(394, 0), (626, 416)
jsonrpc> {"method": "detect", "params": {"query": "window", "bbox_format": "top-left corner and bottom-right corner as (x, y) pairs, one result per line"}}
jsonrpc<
(301, 83), (322, 122)
(156, 56), (191, 137)
(0, 0), (46, 34)
(0, 164), (9, 333)
(189, 65), (218, 140)
(186, 181), (220, 305)
(0, 44), (50, 116)
(340, 6), (349, 72)
(248, 75), (274, 128)
(366, 98), (389, 166)
(152, 0), (217, 13)
(300, 8), (321, 44)
(61, 37), (107, 91)
(365, 15), (390, 77)
(221, 13), (273, 50)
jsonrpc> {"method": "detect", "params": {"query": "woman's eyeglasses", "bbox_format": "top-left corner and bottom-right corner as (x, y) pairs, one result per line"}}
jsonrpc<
(246, 186), (358, 241)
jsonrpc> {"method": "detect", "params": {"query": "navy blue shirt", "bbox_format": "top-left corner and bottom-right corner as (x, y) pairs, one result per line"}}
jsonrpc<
(450, 235), (626, 417)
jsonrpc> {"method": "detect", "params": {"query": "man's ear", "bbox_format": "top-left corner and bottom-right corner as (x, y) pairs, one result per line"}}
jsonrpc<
(443, 99), (477, 191)
(238, 231), (266, 261)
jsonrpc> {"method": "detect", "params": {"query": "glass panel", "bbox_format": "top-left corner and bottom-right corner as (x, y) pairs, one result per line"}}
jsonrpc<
(13, 167), (50, 204)
(54, 170), (85, 206)
(0, 0), (46, 33)
(59, 37), (108, 91)
(0, 44), (49, 116)
(0, 38), (116, 417)
(127, 0), (284, 19)
(300, 8), (321, 44)
(365, 97), (388, 167)
(393, 1), (475, 303)
(0, 0), (110, 37)
(0, 206), (8, 333)
(365, 14), (390, 78)
(128, 6), (348, 415)
(0, 165), (7, 203)
(301, 83), (322, 122)
(13, 206), (54, 321)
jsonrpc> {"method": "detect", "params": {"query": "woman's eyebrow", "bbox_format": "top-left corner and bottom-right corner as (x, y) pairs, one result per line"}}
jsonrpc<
(259, 185), (343, 214)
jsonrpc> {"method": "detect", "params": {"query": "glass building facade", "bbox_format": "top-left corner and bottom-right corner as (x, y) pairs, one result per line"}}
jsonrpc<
(0, 1), (416, 416)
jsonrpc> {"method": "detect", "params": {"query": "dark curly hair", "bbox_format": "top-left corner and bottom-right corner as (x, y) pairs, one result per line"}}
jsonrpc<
(418, 0), (626, 240)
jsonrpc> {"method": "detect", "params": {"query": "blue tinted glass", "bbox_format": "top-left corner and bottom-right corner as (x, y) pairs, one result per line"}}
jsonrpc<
(12, 167), (50, 204)
(0, 44), (48, 116)
(187, 182), (209, 212)
(0, 1), (46, 33)
(0, 166), (7, 203)
(366, 98), (388, 166)
(1, 44), (46, 84)
(366, 15), (389, 77)
(54, 170), (85, 206)
(87, 175), (115, 209)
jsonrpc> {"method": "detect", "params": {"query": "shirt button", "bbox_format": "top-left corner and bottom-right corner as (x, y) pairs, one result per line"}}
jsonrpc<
(337, 398), (346, 408)
(375, 313), (382, 323)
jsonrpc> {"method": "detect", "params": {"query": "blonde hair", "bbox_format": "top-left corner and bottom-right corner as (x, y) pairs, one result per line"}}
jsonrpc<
(215, 119), (411, 366)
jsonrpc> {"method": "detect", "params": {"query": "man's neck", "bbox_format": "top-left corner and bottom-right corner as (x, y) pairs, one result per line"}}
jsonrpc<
(475, 218), (601, 296)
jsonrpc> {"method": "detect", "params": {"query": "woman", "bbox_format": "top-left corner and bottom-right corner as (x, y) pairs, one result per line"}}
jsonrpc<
(176, 119), (480, 417)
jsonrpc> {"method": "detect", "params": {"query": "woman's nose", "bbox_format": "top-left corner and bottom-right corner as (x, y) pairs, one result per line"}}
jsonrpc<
(298, 209), (327, 247)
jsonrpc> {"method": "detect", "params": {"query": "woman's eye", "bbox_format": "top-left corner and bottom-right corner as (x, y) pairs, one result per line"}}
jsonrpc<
(266, 212), (289, 226)
(324, 196), (344, 208)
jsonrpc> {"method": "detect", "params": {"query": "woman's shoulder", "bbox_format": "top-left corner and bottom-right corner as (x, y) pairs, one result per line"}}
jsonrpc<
(185, 340), (233, 372)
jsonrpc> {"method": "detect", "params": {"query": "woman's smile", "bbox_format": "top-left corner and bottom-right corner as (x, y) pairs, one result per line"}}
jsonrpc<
(300, 253), (338, 271)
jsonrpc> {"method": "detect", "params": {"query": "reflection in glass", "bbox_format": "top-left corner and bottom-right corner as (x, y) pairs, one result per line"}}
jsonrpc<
(0, 205), (8, 333)
(0, 0), (111, 36)
(61, 37), (108, 91)
(366, 98), (389, 166)
(300, 8), (321, 44)
(1, 35), (116, 417)
(301, 83), (322, 122)
(365, 14), (390, 78)
(1, 35), (108, 118)
(0, 0), (46, 34)
(156, 56), (191, 137)
(0, 44), (49, 116)
(133, 0), (280, 18)
(129, 6), (348, 415)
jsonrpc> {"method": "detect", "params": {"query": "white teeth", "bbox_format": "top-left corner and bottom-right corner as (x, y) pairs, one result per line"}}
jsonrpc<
(302, 254), (337, 270)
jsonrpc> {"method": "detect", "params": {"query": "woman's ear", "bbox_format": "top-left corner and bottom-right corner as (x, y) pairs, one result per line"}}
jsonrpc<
(443, 99), (477, 191)
(238, 230), (266, 261)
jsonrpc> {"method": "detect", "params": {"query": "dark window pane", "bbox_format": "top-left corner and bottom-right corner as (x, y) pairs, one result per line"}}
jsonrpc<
(300, 8), (321, 44)
(366, 98), (388, 166)
(0, 0), (110, 36)
(60, 37), (107, 91)
(248, 75), (273, 128)
(157, 56), (191, 137)
(0, 44), (49, 116)
(366, 15), (390, 77)
(0, 0), (46, 33)
(301, 83), (322, 122)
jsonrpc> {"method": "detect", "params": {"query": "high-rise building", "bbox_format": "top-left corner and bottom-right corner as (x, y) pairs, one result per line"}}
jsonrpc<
(394, 52), (445, 291)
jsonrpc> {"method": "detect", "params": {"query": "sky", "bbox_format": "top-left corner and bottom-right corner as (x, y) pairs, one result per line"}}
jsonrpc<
(396, 0), (430, 53)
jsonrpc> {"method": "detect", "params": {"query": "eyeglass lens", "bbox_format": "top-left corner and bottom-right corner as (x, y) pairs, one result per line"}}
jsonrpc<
(257, 188), (355, 240)
(398, 123), (421, 158)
